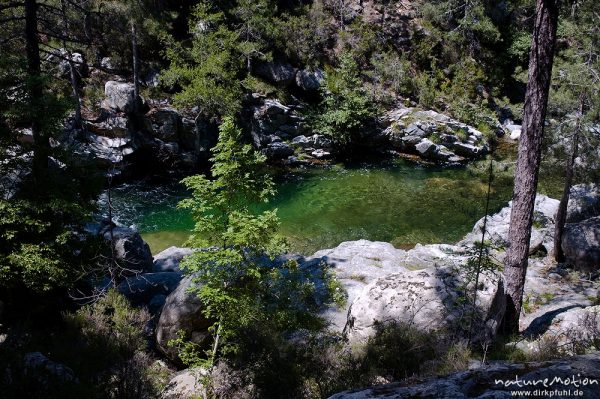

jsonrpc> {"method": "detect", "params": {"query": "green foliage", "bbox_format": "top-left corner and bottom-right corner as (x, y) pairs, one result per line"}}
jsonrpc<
(233, 0), (277, 70)
(64, 290), (149, 361)
(314, 53), (377, 148)
(179, 117), (341, 363)
(59, 290), (168, 398)
(370, 51), (414, 99)
(0, 197), (92, 293)
(452, 240), (501, 338)
(168, 330), (207, 368)
(361, 321), (442, 381)
(274, 3), (329, 66)
(338, 19), (382, 66)
(414, 70), (440, 109)
(162, 2), (243, 118)
(0, 291), (169, 399)
(438, 342), (472, 375)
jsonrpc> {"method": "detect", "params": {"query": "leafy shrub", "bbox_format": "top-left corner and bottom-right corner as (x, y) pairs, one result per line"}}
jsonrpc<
(313, 53), (377, 149)
(438, 342), (472, 375)
(0, 291), (169, 399)
(178, 118), (344, 368)
(58, 290), (168, 399)
(361, 321), (444, 381)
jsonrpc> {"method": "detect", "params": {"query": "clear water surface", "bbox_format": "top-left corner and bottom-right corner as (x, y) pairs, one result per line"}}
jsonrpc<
(102, 158), (551, 255)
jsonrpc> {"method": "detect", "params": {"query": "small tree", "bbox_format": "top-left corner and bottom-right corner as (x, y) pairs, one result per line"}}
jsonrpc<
(233, 0), (276, 72)
(178, 117), (338, 364)
(162, 2), (243, 119)
(315, 53), (377, 152)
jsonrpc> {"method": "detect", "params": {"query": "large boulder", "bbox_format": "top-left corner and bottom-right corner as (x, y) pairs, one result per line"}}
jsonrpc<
(518, 257), (599, 333)
(383, 105), (489, 163)
(345, 266), (505, 343)
(117, 272), (182, 306)
(253, 60), (297, 86)
(460, 194), (559, 257)
(562, 216), (600, 272)
(46, 48), (87, 78)
(301, 240), (411, 331)
(520, 305), (600, 356)
(295, 68), (325, 91)
(147, 109), (181, 142)
(300, 240), (470, 332)
(156, 275), (213, 363)
(179, 117), (218, 154)
(161, 368), (208, 399)
(85, 111), (130, 138)
(504, 123), (522, 140)
(103, 81), (140, 113)
(102, 226), (153, 273)
(251, 98), (310, 159)
(568, 183), (600, 223)
(261, 141), (294, 159)
(328, 351), (600, 399)
(153, 246), (194, 273)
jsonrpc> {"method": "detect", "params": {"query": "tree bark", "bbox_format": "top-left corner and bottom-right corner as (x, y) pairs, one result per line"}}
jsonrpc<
(502, 0), (560, 334)
(25, 0), (49, 183)
(553, 95), (584, 262)
(131, 21), (140, 114)
(60, 0), (82, 130)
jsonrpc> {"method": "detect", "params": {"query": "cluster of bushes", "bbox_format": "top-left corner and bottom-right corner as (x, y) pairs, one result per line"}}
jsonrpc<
(0, 290), (171, 399)
(178, 321), (472, 399)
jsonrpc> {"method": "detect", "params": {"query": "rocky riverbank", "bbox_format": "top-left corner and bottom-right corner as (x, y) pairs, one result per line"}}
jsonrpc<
(52, 69), (512, 183)
(88, 183), (600, 398)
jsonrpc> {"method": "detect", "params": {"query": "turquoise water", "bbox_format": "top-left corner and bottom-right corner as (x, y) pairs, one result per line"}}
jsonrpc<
(104, 159), (519, 255)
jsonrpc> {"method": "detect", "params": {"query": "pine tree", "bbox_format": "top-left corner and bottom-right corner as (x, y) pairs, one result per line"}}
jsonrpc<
(502, 0), (560, 334)
(315, 53), (376, 151)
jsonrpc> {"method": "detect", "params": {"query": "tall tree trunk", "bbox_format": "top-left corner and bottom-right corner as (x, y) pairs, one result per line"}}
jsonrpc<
(502, 0), (559, 334)
(553, 95), (584, 262)
(60, 0), (82, 130)
(25, 0), (48, 183)
(131, 21), (140, 114)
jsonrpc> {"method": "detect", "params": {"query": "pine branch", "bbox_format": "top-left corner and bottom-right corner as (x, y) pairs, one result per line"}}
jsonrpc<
(0, 2), (25, 12)
(0, 16), (25, 23)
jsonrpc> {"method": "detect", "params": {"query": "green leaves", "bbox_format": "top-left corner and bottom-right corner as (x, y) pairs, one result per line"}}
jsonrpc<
(161, 3), (243, 118)
(314, 53), (377, 147)
(0, 198), (90, 293)
(179, 117), (342, 363)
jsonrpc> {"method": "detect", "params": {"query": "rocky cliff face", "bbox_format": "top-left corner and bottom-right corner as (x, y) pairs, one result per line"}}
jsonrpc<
(61, 81), (218, 181)
(58, 74), (500, 181)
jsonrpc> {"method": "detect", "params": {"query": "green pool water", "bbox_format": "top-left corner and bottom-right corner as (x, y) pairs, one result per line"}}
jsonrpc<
(105, 158), (556, 255)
